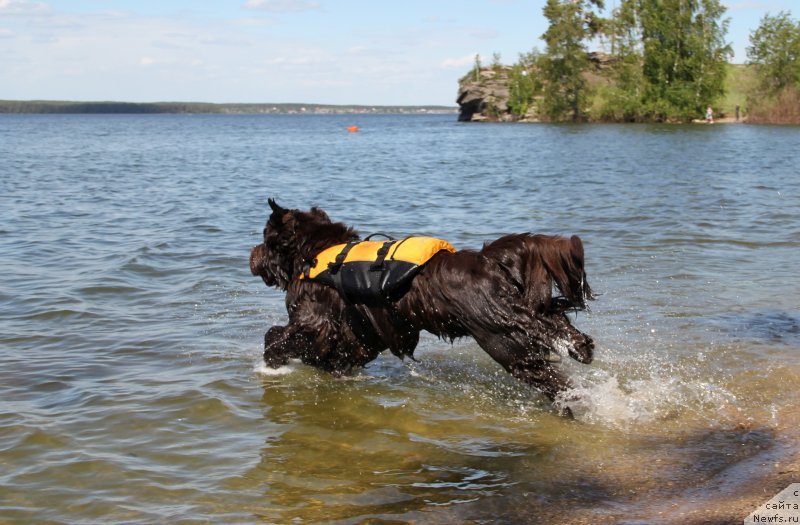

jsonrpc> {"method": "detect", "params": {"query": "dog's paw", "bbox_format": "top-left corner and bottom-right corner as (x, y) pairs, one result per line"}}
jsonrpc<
(567, 333), (594, 364)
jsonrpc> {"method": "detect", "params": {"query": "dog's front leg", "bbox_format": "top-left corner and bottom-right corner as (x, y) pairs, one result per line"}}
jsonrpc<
(264, 324), (313, 368)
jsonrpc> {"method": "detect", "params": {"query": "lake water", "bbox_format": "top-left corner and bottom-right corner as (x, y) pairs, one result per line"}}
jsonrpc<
(1, 114), (799, 523)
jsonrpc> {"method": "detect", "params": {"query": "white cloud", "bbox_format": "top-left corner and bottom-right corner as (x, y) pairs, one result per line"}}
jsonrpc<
(440, 54), (477, 69)
(263, 47), (328, 66)
(234, 16), (276, 26)
(0, 0), (50, 15)
(468, 27), (500, 40)
(242, 0), (320, 12)
(98, 10), (129, 18)
(1, 2), (462, 104)
(134, 54), (206, 73)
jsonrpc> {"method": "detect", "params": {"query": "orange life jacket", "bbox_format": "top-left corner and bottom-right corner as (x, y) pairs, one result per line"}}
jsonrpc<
(300, 236), (455, 304)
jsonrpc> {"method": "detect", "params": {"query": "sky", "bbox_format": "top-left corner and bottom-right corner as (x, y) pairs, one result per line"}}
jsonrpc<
(0, 0), (796, 106)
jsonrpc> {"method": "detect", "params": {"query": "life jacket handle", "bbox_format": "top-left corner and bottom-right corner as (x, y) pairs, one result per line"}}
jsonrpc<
(363, 232), (396, 241)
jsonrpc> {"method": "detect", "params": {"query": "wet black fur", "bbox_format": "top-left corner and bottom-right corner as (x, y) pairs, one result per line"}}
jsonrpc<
(250, 200), (595, 405)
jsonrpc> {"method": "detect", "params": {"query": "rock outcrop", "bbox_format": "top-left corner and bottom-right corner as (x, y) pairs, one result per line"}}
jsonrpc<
(457, 66), (514, 122)
(456, 53), (615, 122)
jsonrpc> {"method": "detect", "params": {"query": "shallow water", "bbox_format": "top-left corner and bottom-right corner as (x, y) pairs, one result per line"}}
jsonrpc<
(1, 114), (799, 523)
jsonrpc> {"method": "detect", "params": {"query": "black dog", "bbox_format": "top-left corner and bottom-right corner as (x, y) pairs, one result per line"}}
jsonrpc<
(250, 200), (594, 405)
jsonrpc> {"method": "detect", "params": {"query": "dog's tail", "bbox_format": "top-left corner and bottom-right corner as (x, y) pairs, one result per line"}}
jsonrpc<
(483, 234), (593, 313)
(546, 235), (593, 311)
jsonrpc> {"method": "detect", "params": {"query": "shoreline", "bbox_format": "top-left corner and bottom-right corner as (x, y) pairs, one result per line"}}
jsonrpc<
(648, 434), (800, 524)
(0, 100), (458, 115)
(563, 406), (800, 524)
(691, 116), (746, 124)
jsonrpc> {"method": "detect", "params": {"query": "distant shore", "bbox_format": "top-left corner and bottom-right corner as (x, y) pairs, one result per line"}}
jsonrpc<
(0, 100), (458, 115)
(691, 117), (746, 124)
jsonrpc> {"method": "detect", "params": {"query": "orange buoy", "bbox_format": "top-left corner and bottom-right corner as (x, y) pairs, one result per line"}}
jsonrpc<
(347, 126), (360, 133)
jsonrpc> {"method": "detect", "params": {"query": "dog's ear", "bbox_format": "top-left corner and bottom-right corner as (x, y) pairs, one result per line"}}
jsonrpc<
(267, 198), (289, 227)
(310, 207), (331, 222)
(268, 198), (286, 216)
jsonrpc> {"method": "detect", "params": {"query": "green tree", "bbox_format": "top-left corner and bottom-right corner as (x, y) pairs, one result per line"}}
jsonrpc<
(491, 52), (502, 68)
(539, 0), (604, 121)
(508, 49), (543, 118)
(597, 0), (647, 120)
(634, 0), (732, 120)
(472, 54), (483, 82)
(747, 11), (800, 94)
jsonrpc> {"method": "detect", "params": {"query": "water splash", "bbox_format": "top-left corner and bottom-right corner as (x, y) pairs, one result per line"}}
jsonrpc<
(556, 352), (739, 428)
(254, 361), (298, 376)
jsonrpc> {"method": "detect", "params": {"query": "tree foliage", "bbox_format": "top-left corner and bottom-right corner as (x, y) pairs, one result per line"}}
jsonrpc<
(746, 11), (800, 94)
(508, 49), (543, 118)
(595, 0), (646, 121)
(642, 0), (730, 119)
(601, 0), (731, 121)
(539, 0), (604, 121)
(462, 0), (736, 122)
(745, 11), (800, 123)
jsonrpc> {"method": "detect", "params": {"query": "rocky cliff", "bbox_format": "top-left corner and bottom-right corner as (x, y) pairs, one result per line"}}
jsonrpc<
(456, 53), (614, 122)
(457, 66), (522, 122)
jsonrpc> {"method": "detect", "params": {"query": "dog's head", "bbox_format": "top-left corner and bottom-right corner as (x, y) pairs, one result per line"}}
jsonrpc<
(249, 199), (357, 290)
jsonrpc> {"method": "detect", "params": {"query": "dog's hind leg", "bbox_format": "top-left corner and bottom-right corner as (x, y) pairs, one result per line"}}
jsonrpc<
(545, 313), (594, 364)
(471, 327), (576, 416)
(508, 356), (573, 402)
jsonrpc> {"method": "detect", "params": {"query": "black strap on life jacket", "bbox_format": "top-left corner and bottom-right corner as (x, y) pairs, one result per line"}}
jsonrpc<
(328, 241), (359, 274)
(301, 258), (317, 279)
(314, 234), (426, 353)
(370, 240), (397, 271)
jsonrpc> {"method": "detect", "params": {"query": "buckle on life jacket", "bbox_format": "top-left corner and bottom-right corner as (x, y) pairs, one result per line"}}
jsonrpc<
(328, 241), (359, 274)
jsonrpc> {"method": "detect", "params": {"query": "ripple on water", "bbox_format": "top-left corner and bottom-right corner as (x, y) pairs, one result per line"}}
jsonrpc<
(2, 115), (800, 523)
